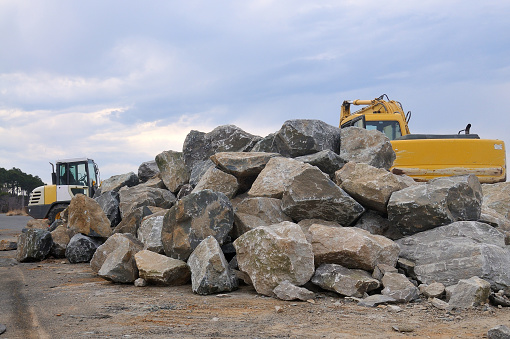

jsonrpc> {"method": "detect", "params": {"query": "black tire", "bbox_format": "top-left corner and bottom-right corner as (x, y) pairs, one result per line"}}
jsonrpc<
(47, 204), (68, 224)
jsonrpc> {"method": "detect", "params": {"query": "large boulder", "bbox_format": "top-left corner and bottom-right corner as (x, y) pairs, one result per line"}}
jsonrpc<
(251, 133), (280, 153)
(67, 194), (111, 238)
(187, 236), (238, 295)
(155, 150), (190, 193)
(335, 162), (416, 213)
(118, 185), (176, 218)
(91, 233), (143, 283)
(138, 160), (160, 183)
(233, 197), (292, 238)
(137, 213), (166, 253)
(16, 229), (53, 262)
(448, 276), (491, 308)
(94, 190), (121, 228)
(233, 221), (315, 296)
(309, 224), (400, 271)
(396, 221), (510, 293)
(183, 125), (261, 169)
(482, 182), (510, 220)
(388, 175), (483, 235)
(134, 250), (190, 286)
(210, 152), (281, 178)
(161, 189), (234, 261)
(273, 119), (341, 157)
(95, 172), (139, 197)
(281, 166), (365, 225)
(65, 234), (102, 264)
(311, 264), (380, 298)
(295, 150), (345, 178)
(340, 127), (395, 170)
(189, 160), (215, 187)
(247, 157), (312, 198)
(191, 167), (239, 199)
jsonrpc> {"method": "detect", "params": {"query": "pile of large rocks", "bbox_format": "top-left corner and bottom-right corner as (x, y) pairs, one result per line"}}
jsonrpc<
(16, 120), (510, 309)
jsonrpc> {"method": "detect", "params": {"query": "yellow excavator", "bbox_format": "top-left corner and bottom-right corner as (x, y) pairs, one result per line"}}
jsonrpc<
(340, 94), (506, 183)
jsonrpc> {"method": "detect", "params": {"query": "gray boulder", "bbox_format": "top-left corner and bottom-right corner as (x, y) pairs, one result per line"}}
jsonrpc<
(233, 221), (315, 296)
(273, 281), (315, 301)
(161, 189), (234, 261)
(134, 249), (190, 286)
(118, 185), (176, 218)
(189, 160), (215, 187)
(95, 172), (139, 197)
(251, 133), (279, 153)
(388, 175), (483, 235)
(273, 119), (341, 157)
(138, 160), (160, 182)
(381, 272), (419, 303)
(155, 150), (190, 193)
(191, 166), (239, 199)
(397, 221), (510, 293)
(281, 166), (365, 225)
(16, 228), (53, 262)
(340, 127), (396, 170)
(94, 190), (121, 228)
(482, 182), (510, 220)
(488, 325), (510, 339)
(295, 150), (345, 178)
(187, 236), (238, 295)
(182, 125), (261, 169)
(65, 234), (102, 264)
(137, 213), (166, 253)
(448, 276), (491, 308)
(311, 263), (380, 298)
(210, 152), (281, 178)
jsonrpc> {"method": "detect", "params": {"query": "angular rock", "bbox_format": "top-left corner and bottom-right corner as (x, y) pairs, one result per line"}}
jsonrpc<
(482, 182), (510, 220)
(210, 152), (281, 178)
(358, 294), (397, 307)
(297, 219), (341, 243)
(187, 236), (238, 295)
(134, 278), (147, 287)
(335, 162), (416, 213)
(191, 166), (239, 199)
(420, 282), (445, 299)
(430, 297), (453, 311)
(488, 325), (510, 339)
(273, 280), (315, 301)
(0, 240), (17, 251)
(311, 263), (380, 298)
(233, 197), (292, 238)
(340, 127), (396, 170)
(309, 224), (400, 271)
(65, 234), (102, 264)
(251, 133), (279, 153)
(189, 160), (215, 187)
(138, 175), (166, 189)
(381, 272), (419, 303)
(138, 160), (160, 183)
(162, 189), (234, 261)
(113, 207), (151, 236)
(95, 172), (139, 196)
(248, 157), (313, 198)
(448, 276), (491, 308)
(67, 194), (111, 238)
(16, 229), (52, 262)
(137, 213), (166, 253)
(397, 221), (510, 292)
(372, 263), (398, 281)
(183, 125), (261, 169)
(295, 150), (345, 178)
(233, 221), (315, 296)
(282, 166), (365, 225)
(388, 175), (483, 235)
(480, 207), (510, 230)
(25, 219), (50, 229)
(176, 183), (194, 200)
(94, 190), (121, 228)
(273, 119), (341, 157)
(50, 225), (70, 258)
(354, 210), (403, 240)
(118, 185), (176, 218)
(90, 233), (143, 283)
(134, 249), (190, 285)
(155, 150), (190, 193)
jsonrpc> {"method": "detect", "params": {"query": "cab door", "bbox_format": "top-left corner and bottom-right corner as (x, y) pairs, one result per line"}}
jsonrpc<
(56, 162), (89, 201)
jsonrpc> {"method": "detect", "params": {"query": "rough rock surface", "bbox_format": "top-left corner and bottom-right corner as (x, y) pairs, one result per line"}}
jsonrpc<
(138, 160), (160, 182)
(113, 207), (152, 236)
(50, 225), (70, 258)
(482, 182), (510, 220)
(309, 224), (400, 271)
(233, 197), (292, 238)
(0, 240), (17, 251)
(65, 234), (102, 264)
(182, 125), (261, 169)
(358, 294), (397, 307)
(273, 119), (341, 157)
(155, 150), (190, 193)
(448, 276), (491, 309)
(339, 127), (396, 170)
(420, 282), (446, 299)
(187, 236), (238, 295)
(94, 190), (121, 228)
(191, 166), (239, 199)
(162, 189), (234, 261)
(233, 222), (315, 296)
(90, 233), (143, 283)
(295, 150), (345, 178)
(311, 263), (380, 298)
(67, 194), (111, 238)
(273, 280), (315, 301)
(16, 229), (53, 262)
(388, 175), (483, 235)
(210, 152), (281, 178)
(487, 325), (510, 339)
(354, 210), (403, 240)
(95, 172), (139, 196)
(137, 213), (166, 253)
(118, 185), (176, 218)
(397, 221), (510, 292)
(189, 160), (215, 187)
(281, 166), (365, 225)
(381, 272), (419, 303)
(335, 162), (416, 213)
(134, 250), (190, 286)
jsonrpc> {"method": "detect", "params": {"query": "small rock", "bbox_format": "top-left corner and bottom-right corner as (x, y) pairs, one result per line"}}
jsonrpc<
(0, 324), (6, 335)
(275, 306), (284, 313)
(134, 278), (147, 287)
(420, 282), (445, 298)
(0, 240), (17, 251)
(273, 280), (315, 301)
(430, 298), (453, 311)
(358, 294), (397, 307)
(392, 324), (415, 333)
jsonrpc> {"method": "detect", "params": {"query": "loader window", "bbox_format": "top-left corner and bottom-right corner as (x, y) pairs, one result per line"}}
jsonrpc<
(365, 121), (402, 140)
(58, 162), (88, 186)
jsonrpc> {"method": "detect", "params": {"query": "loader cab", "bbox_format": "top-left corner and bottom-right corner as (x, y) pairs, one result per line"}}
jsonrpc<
(53, 158), (99, 198)
(341, 113), (408, 140)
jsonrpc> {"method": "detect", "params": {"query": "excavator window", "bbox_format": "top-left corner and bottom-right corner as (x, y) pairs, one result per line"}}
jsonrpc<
(365, 121), (402, 140)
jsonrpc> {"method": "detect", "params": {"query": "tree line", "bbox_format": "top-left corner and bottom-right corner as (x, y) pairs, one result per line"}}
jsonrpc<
(0, 167), (45, 198)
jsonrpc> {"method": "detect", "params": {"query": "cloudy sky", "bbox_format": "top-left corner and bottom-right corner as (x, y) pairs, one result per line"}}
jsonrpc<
(1, 0), (509, 184)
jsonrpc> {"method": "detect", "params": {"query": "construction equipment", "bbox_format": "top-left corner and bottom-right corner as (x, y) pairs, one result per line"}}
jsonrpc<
(28, 158), (100, 223)
(340, 94), (506, 183)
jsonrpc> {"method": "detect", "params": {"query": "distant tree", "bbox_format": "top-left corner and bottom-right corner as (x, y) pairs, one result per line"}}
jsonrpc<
(0, 167), (44, 197)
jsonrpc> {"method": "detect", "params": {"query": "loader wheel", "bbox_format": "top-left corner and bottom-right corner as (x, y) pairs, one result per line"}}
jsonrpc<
(48, 204), (68, 224)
